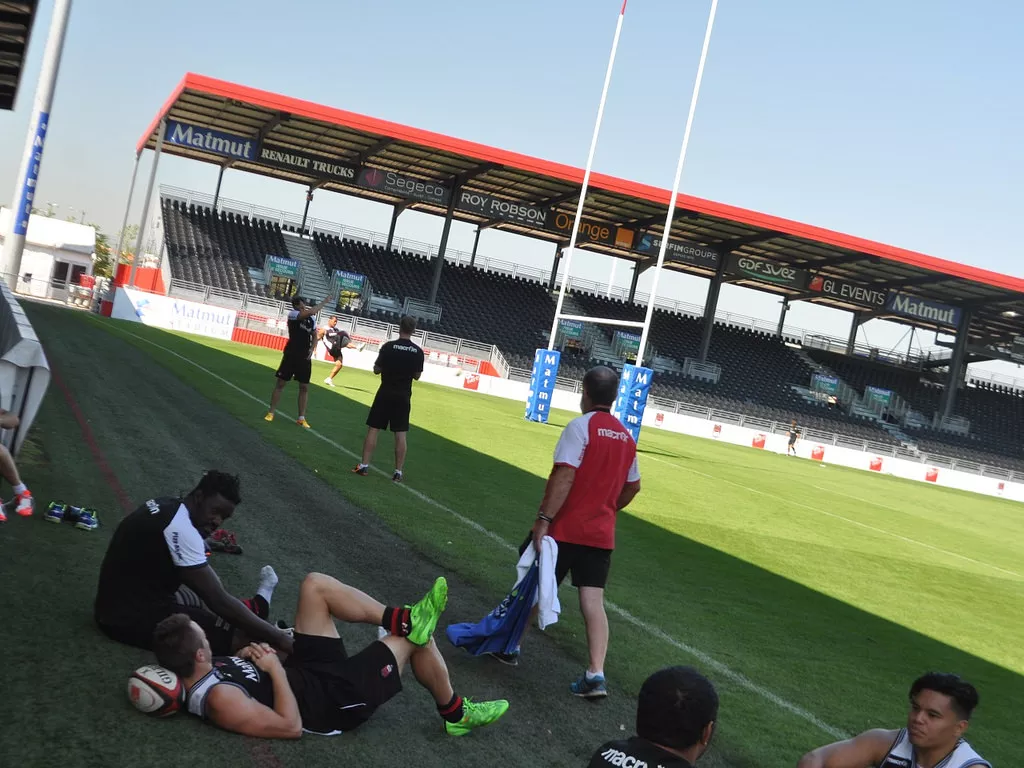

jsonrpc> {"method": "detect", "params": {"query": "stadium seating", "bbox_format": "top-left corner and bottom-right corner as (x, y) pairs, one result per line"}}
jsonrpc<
(162, 199), (289, 298)
(160, 200), (1022, 470)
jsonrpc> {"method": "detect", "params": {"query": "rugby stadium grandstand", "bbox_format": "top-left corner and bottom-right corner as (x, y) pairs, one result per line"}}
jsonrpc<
(116, 73), (1024, 482)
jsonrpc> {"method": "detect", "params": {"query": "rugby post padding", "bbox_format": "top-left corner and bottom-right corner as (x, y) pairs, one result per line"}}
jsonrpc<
(0, 282), (51, 456)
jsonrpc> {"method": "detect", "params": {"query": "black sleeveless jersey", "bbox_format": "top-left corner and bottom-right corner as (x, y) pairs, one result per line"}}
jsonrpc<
(285, 310), (316, 360)
(186, 656), (276, 719)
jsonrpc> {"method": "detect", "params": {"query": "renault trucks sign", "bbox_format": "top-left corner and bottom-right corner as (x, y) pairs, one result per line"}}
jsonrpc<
(885, 292), (961, 328)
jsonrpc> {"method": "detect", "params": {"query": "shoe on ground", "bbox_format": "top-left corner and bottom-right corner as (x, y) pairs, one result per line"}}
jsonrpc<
(570, 671), (608, 699)
(406, 577), (448, 646)
(351, 464), (369, 476)
(488, 651), (520, 667)
(0, 506), (6, 523)
(324, 377), (335, 387)
(14, 490), (34, 517)
(75, 508), (99, 531)
(264, 412), (274, 422)
(444, 698), (510, 737)
(206, 528), (242, 555)
(296, 417), (311, 429)
(45, 501), (68, 524)
(392, 471), (402, 483)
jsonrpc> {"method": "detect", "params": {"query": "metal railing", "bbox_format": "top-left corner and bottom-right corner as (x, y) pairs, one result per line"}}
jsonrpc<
(161, 185), (950, 364)
(968, 368), (1024, 393)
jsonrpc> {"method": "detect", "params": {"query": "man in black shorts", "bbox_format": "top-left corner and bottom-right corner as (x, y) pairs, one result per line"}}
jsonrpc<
(153, 574), (510, 739)
(587, 666), (718, 767)
(318, 316), (356, 388)
(787, 418), (801, 456)
(352, 315), (425, 482)
(266, 295), (329, 429)
(94, 470), (294, 655)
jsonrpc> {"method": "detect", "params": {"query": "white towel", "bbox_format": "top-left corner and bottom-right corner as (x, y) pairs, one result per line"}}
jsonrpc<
(516, 535), (560, 630)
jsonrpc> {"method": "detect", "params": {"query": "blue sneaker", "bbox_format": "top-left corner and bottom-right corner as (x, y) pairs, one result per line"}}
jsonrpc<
(45, 502), (67, 524)
(570, 671), (608, 699)
(75, 508), (99, 531)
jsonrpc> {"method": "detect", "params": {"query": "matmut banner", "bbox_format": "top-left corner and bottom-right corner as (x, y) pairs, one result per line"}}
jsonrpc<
(613, 364), (654, 445)
(112, 288), (237, 341)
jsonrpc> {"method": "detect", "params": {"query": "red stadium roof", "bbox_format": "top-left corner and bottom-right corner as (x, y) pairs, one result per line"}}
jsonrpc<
(137, 73), (1024, 342)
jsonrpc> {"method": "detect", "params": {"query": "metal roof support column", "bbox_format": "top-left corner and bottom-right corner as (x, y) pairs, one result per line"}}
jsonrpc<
(469, 226), (482, 269)
(428, 189), (458, 305)
(939, 310), (971, 422)
(627, 262), (640, 303)
(846, 312), (861, 355)
(699, 259), (726, 363)
(776, 297), (789, 338)
(129, 117), (166, 289)
(212, 163), (228, 213)
(548, 243), (564, 291)
(111, 152), (141, 284)
(385, 204), (401, 252)
(299, 187), (313, 238)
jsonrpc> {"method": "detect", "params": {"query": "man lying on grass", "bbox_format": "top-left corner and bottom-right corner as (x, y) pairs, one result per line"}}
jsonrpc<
(153, 573), (509, 739)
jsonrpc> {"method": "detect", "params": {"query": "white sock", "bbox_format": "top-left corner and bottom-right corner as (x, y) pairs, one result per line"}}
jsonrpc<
(257, 565), (279, 603)
(359, 463), (368, 470)
(586, 669), (604, 681)
(394, 469), (403, 477)
(12, 483), (27, 495)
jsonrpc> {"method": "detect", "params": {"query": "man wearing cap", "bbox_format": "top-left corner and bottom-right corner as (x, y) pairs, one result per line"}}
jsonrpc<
(265, 295), (329, 429)
(587, 666), (718, 767)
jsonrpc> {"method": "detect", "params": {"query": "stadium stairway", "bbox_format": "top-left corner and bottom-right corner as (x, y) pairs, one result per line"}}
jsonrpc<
(283, 233), (331, 302)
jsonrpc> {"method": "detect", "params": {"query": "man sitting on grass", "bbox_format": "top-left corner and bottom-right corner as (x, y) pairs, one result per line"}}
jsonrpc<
(0, 408), (34, 523)
(153, 574), (509, 739)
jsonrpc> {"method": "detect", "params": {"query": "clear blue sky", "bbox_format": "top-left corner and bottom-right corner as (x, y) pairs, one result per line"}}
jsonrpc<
(1, 0), (1021, 367)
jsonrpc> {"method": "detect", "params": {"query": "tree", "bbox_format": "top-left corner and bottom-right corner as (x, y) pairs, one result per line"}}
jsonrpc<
(91, 225), (113, 278)
(113, 224), (139, 266)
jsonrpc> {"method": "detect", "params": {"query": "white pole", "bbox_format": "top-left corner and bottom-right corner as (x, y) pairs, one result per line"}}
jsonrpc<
(129, 119), (166, 288)
(0, 0), (73, 289)
(547, 0), (628, 350)
(636, 0), (720, 368)
(112, 153), (142, 277)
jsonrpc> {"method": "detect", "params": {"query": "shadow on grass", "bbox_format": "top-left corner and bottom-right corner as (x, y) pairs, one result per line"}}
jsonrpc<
(6, 302), (1018, 768)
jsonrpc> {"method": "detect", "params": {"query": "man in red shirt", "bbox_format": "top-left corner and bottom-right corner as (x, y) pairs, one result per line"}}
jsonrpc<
(508, 366), (641, 698)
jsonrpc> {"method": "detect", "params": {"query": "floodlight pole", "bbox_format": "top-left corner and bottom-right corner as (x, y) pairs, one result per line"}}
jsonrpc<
(112, 152), (141, 280)
(635, 0), (720, 368)
(547, 0), (628, 350)
(0, 0), (73, 290)
(129, 118), (166, 288)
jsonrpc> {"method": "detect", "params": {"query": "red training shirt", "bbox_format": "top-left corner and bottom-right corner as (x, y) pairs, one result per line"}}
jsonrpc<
(547, 409), (641, 550)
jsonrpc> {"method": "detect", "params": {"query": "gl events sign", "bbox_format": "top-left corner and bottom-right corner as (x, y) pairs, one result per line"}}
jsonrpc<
(112, 288), (237, 341)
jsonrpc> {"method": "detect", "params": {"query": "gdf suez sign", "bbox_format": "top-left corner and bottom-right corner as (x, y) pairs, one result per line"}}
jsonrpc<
(726, 254), (807, 289)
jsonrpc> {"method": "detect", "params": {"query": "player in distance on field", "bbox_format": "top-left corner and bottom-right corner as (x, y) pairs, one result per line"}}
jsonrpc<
(787, 418), (801, 456)
(798, 672), (990, 768)
(318, 315), (360, 387)
(588, 666), (718, 768)
(0, 407), (34, 522)
(153, 573), (509, 739)
(94, 470), (294, 655)
(352, 315), (425, 483)
(266, 295), (330, 429)
(497, 366), (642, 698)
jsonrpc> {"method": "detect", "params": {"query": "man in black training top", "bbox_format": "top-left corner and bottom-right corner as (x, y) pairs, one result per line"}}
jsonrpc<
(787, 418), (801, 456)
(94, 471), (294, 655)
(318, 315), (357, 388)
(588, 666), (718, 768)
(266, 295), (329, 429)
(352, 315), (425, 482)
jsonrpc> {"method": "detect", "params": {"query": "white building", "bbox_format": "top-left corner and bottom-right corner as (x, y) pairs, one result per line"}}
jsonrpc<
(0, 207), (96, 299)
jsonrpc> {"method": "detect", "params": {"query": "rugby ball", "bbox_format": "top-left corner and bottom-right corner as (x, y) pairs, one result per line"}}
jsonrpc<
(128, 664), (184, 717)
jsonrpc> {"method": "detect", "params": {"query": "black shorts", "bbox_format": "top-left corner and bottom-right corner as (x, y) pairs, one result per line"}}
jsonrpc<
(788, 435), (797, 446)
(277, 354), (312, 384)
(366, 391), (412, 432)
(96, 605), (236, 655)
(329, 348), (343, 363)
(518, 534), (613, 589)
(285, 634), (403, 735)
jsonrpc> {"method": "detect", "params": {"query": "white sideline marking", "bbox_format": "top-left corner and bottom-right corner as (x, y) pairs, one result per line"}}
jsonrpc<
(111, 326), (847, 739)
(643, 454), (1021, 581)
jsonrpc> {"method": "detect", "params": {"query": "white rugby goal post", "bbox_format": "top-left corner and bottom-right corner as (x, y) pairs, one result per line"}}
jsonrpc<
(546, 0), (721, 370)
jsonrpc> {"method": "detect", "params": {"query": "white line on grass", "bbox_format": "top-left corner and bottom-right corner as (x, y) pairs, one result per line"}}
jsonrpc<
(113, 327), (847, 739)
(643, 454), (1021, 580)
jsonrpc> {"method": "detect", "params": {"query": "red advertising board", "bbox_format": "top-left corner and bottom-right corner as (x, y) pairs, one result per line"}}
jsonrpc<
(712, 424), (722, 439)
(462, 373), (480, 391)
(752, 433), (766, 449)
(811, 445), (825, 461)
(925, 468), (939, 483)
(869, 457), (883, 471)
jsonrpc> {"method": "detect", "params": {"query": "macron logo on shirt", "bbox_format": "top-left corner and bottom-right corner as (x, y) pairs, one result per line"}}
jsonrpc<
(597, 427), (630, 442)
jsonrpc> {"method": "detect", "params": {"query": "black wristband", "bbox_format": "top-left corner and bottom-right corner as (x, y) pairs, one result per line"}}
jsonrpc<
(537, 513), (553, 523)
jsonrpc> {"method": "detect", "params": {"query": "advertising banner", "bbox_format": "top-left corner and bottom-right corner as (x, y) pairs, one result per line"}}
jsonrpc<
(266, 254), (300, 279)
(615, 331), (641, 357)
(810, 373), (839, 395)
(633, 232), (719, 269)
(525, 349), (561, 423)
(726, 253), (807, 289)
(165, 120), (257, 162)
(12, 110), (48, 236)
(864, 385), (893, 409)
(885, 292), (961, 328)
(544, 211), (629, 248)
(112, 288), (236, 341)
(332, 269), (365, 310)
(257, 144), (357, 183)
(357, 167), (450, 206)
(559, 319), (584, 340)
(612, 364), (653, 445)
(807, 274), (886, 308)
(457, 190), (551, 228)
